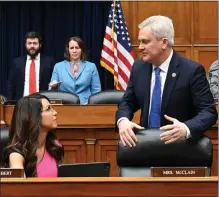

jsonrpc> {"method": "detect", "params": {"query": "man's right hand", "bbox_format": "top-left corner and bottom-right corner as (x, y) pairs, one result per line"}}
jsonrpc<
(118, 119), (144, 147)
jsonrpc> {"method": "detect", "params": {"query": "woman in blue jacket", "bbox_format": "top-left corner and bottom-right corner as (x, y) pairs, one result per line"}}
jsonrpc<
(50, 36), (101, 104)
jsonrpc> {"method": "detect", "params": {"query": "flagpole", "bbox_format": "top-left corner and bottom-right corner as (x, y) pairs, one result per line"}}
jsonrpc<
(111, 0), (118, 90)
(100, 0), (134, 90)
(111, 0), (116, 51)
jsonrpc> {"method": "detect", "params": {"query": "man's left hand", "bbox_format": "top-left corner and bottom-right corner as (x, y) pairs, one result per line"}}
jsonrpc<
(160, 115), (187, 144)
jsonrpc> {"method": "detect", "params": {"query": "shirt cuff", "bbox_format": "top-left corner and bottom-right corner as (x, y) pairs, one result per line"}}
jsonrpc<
(183, 123), (192, 139)
(117, 117), (129, 126)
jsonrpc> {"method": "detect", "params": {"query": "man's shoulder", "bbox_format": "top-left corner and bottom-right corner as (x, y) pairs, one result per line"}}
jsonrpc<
(134, 59), (147, 65)
(12, 56), (26, 62)
(174, 52), (202, 70)
(132, 59), (150, 72)
(133, 59), (149, 67)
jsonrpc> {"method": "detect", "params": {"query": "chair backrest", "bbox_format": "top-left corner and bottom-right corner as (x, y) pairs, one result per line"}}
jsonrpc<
(88, 90), (124, 104)
(117, 129), (213, 177)
(38, 91), (80, 104)
(0, 127), (9, 167)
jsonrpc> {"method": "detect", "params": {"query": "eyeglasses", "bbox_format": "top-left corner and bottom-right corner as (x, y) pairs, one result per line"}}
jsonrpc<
(41, 105), (54, 112)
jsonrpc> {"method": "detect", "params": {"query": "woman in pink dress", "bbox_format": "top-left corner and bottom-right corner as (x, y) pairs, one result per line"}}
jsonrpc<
(3, 94), (64, 177)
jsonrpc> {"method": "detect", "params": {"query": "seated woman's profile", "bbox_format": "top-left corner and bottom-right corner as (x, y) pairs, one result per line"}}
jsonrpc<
(3, 94), (64, 177)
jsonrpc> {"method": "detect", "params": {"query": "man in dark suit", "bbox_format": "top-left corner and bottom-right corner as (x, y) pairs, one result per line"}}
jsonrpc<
(116, 15), (217, 147)
(7, 31), (55, 100)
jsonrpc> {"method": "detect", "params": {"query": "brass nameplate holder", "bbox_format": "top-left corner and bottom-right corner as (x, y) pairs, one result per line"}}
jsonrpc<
(151, 167), (208, 177)
(50, 99), (62, 105)
(0, 168), (25, 179)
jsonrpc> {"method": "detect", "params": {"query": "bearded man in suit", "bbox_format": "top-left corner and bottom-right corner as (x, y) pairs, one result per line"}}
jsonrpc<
(116, 15), (217, 147)
(7, 31), (55, 100)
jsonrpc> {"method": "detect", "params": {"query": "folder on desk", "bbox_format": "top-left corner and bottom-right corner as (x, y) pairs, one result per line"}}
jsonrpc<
(58, 162), (110, 177)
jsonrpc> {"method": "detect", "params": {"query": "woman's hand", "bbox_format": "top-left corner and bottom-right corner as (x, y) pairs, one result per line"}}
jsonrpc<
(49, 81), (62, 90)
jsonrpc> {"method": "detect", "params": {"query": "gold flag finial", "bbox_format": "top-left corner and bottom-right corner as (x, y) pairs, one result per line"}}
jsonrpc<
(0, 95), (5, 104)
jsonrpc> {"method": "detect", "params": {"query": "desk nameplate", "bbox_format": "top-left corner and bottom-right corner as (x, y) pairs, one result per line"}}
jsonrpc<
(151, 167), (208, 177)
(50, 99), (62, 105)
(0, 168), (25, 179)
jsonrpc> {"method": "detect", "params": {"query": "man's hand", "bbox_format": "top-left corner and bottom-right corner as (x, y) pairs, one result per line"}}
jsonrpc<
(118, 119), (144, 147)
(160, 115), (187, 144)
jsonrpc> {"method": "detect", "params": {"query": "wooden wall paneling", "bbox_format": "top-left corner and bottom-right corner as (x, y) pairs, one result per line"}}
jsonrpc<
(132, 46), (140, 59)
(56, 128), (88, 163)
(85, 130), (96, 162)
(60, 140), (86, 164)
(173, 46), (192, 59)
(56, 129), (86, 140)
(193, 46), (218, 73)
(128, 2), (192, 45)
(95, 140), (119, 177)
(211, 139), (218, 176)
(207, 129), (218, 176)
(193, 2), (218, 44)
(121, 1), (134, 42)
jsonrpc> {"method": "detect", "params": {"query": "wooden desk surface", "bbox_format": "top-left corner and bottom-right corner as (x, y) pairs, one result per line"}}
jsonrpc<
(3, 104), (140, 128)
(1, 177), (218, 197)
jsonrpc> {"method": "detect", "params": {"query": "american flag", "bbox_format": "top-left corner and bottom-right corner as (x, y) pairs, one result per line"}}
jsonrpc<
(100, 0), (134, 90)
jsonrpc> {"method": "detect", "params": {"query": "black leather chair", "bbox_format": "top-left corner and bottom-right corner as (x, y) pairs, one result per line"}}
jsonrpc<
(38, 90), (80, 104)
(0, 127), (9, 167)
(117, 129), (213, 177)
(88, 90), (124, 104)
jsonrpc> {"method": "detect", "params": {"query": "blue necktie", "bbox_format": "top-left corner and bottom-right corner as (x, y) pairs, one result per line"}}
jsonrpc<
(149, 67), (161, 128)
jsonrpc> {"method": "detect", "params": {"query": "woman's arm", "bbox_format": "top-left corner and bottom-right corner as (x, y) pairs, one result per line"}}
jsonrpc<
(49, 64), (60, 90)
(9, 152), (25, 168)
(90, 64), (101, 94)
(9, 152), (26, 177)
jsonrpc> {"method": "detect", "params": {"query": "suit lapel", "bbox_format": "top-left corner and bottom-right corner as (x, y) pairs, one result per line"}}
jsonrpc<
(20, 57), (27, 94)
(161, 52), (180, 121)
(143, 63), (153, 127)
(65, 61), (75, 80)
(76, 61), (86, 79)
(39, 55), (45, 82)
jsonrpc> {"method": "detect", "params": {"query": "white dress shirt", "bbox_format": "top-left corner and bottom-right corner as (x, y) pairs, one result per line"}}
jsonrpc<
(23, 53), (40, 96)
(118, 49), (191, 138)
(149, 49), (173, 113)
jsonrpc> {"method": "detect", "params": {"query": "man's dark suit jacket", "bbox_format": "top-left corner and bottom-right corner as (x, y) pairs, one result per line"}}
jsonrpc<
(116, 52), (218, 139)
(7, 55), (55, 100)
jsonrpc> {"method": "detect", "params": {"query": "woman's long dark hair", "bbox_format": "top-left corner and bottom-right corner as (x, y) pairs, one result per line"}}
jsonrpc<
(4, 94), (64, 177)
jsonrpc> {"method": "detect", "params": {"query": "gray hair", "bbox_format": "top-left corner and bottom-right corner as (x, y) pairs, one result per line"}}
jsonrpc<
(138, 15), (174, 47)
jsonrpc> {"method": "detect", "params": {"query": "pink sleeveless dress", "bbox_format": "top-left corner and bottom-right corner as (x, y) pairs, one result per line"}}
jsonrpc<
(36, 140), (62, 177)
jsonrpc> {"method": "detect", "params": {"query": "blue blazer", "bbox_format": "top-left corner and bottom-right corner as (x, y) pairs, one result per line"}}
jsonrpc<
(50, 60), (101, 104)
(116, 51), (217, 139)
(7, 55), (55, 100)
